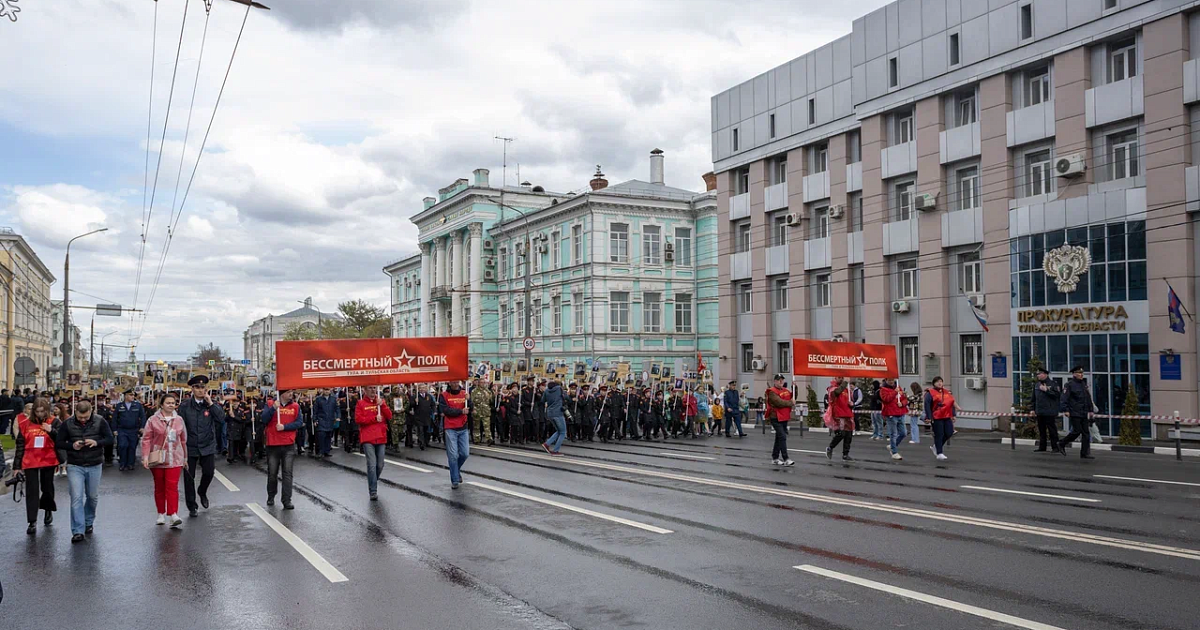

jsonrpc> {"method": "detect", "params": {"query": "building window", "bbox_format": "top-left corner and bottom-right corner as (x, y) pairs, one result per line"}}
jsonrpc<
(1010, 220), (1146, 307)
(888, 57), (898, 88)
(673, 227), (692, 266)
(961, 251), (982, 295)
(574, 298), (584, 334)
(610, 223), (629, 263)
(732, 127), (740, 152)
(532, 299), (542, 336)
(815, 274), (831, 307)
(741, 344), (755, 373)
(1108, 129), (1139, 180)
(533, 240), (543, 273)
(893, 109), (914, 145)
(572, 224), (583, 264)
(516, 301), (524, 337)
(610, 292), (629, 332)
(808, 98), (816, 125)
(949, 32), (960, 66)
(1107, 37), (1136, 83)
(736, 168), (750, 194)
(898, 259), (919, 299)
(643, 225), (662, 265)
(551, 231), (561, 269)
(895, 180), (915, 221)
(900, 337), (919, 375)
(772, 155), (788, 185)
(1104, 0), (1117, 9)
(643, 292), (662, 333)
(849, 193), (863, 232)
(956, 166), (980, 211)
(777, 342), (792, 374)
(500, 304), (510, 337)
(1020, 3), (1033, 40)
(954, 90), (977, 127)
(675, 293), (693, 333)
(552, 296), (562, 334)
(498, 248), (508, 279)
(736, 221), (752, 253)
(738, 282), (753, 313)
(847, 131), (861, 164)
(1024, 148), (1054, 197)
(774, 277), (789, 310)
(1025, 65), (1051, 107)
(814, 207), (830, 238)
(769, 113), (776, 139)
(961, 334), (983, 375)
(811, 144), (828, 174)
(772, 213), (789, 246)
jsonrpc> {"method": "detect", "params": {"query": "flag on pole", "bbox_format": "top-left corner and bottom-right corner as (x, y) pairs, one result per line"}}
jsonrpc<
(696, 352), (706, 372)
(1168, 284), (1186, 334)
(967, 296), (989, 332)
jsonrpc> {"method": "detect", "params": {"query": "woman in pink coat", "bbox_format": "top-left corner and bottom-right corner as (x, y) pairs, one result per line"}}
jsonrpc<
(140, 393), (188, 529)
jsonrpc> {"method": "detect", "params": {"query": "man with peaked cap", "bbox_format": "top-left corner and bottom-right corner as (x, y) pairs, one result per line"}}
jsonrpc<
(578, 383), (594, 441)
(179, 374), (226, 518)
(564, 382), (579, 442)
(112, 389), (147, 471)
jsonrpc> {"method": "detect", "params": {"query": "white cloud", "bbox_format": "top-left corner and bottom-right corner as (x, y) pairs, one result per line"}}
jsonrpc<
(5, 184), (111, 244)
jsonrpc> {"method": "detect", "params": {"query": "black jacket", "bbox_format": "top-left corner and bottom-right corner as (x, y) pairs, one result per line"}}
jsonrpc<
(55, 413), (114, 467)
(410, 392), (436, 428)
(179, 397), (227, 457)
(1032, 379), (1062, 416)
(1060, 378), (1094, 418)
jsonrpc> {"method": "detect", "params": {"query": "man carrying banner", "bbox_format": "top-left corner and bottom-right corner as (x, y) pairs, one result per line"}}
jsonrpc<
(355, 386), (392, 501)
(764, 374), (796, 466)
(470, 377), (494, 446)
(179, 375), (226, 517)
(439, 381), (470, 489)
(262, 389), (303, 509)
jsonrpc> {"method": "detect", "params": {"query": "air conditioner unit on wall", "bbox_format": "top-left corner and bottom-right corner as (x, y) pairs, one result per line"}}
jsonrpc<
(831, 334), (846, 342)
(828, 205), (844, 219)
(665, 251), (675, 263)
(915, 193), (937, 212)
(484, 269), (496, 281)
(970, 294), (985, 308)
(891, 300), (910, 313)
(966, 377), (986, 390)
(516, 242), (527, 257)
(550, 287), (560, 297)
(483, 238), (495, 251)
(785, 212), (802, 226)
(537, 243), (549, 254)
(485, 257), (496, 268)
(751, 358), (767, 371)
(1055, 153), (1086, 177)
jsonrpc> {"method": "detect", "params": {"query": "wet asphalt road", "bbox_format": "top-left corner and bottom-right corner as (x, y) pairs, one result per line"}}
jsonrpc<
(2, 428), (1198, 630)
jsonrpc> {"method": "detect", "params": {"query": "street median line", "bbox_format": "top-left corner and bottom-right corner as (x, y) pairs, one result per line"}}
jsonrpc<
(213, 470), (240, 492)
(464, 481), (673, 534)
(351, 451), (432, 473)
(246, 502), (348, 583)
(959, 485), (1099, 503)
(1094, 474), (1200, 487)
(658, 452), (714, 460)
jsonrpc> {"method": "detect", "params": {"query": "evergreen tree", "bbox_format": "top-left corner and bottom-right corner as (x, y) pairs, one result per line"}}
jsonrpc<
(1015, 355), (1045, 438)
(1118, 385), (1142, 446)
(806, 385), (822, 428)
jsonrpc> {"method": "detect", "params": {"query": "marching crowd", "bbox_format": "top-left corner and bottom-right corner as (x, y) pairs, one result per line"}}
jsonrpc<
(1, 364), (1105, 542)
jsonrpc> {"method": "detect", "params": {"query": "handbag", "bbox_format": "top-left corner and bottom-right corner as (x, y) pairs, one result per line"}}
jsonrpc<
(147, 417), (171, 466)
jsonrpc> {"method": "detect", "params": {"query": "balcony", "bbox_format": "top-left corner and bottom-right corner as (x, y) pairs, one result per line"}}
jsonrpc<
(730, 192), (751, 220)
(804, 237), (831, 271)
(430, 286), (451, 301)
(802, 171), (830, 203)
(941, 208), (984, 248)
(731, 251), (752, 280)
(766, 244), (789, 275)
(1006, 100), (1055, 148)
(1187, 165), (1200, 212)
(882, 218), (918, 256)
(846, 231), (863, 265)
(881, 141), (917, 179)
(939, 122), (980, 164)
(764, 181), (788, 211)
(1085, 76), (1143, 128)
(845, 162), (862, 193)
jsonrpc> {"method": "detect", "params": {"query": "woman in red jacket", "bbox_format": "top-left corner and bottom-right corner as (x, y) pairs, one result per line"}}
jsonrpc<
(878, 377), (909, 460)
(824, 377), (856, 461)
(355, 386), (393, 501)
(924, 376), (962, 461)
(14, 398), (62, 535)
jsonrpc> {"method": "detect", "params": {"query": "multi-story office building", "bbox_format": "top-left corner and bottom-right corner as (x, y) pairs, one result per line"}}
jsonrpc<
(0, 229), (55, 390)
(390, 150), (720, 379)
(713, 0), (1200, 438)
(242, 297), (341, 373)
(384, 253), (422, 338)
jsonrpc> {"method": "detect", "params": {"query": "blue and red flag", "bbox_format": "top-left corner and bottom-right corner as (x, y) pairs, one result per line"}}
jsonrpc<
(1168, 285), (1186, 334)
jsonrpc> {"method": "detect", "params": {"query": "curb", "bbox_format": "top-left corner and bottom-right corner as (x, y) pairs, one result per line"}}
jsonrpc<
(985, 437), (1200, 458)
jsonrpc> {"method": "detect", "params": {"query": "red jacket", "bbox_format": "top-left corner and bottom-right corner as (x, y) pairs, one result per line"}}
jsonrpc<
(440, 389), (468, 430)
(265, 402), (302, 447)
(929, 388), (956, 420)
(879, 385), (909, 417)
(355, 396), (393, 445)
(826, 384), (852, 419)
(15, 415), (59, 470)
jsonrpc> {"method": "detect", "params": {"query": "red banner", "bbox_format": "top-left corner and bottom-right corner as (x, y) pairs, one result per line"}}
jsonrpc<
(276, 337), (469, 390)
(791, 339), (899, 379)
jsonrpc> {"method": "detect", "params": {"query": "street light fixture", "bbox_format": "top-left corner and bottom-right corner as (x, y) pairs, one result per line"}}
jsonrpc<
(99, 330), (118, 380)
(62, 228), (109, 383)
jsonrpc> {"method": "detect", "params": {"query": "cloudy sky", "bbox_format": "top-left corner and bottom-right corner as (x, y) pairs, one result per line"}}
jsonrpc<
(0, 0), (886, 360)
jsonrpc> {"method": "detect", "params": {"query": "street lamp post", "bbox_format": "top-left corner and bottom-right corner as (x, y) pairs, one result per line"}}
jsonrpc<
(62, 228), (109, 383)
(99, 330), (118, 380)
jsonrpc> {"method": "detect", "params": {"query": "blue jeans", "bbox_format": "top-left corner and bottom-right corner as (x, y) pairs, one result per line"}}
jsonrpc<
(364, 442), (386, 494)
(545, 415), (567, 452)
(316, 430), (333, 456)
(871, 411), (885, 438)
(885, 415), (907, 454)
(217, 421), (228, 453)
(445, 428), (470, 484)
(908, 415), (922, 443)
(67, 464), (102, 535)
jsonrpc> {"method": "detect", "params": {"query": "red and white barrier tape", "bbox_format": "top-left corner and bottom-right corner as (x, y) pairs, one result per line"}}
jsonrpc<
(840, 407), (1200, 425)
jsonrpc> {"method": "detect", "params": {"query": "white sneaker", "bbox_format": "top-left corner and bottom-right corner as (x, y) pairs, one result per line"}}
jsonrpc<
(772, 458), (783, 465)
(782, 459), (795, 467)
(891, 453), (902, 461)
(930, 446), (937, 456)
(156, 514), (166, 526)
(937, 453), (948, 461)
(170, 514), (183, 528)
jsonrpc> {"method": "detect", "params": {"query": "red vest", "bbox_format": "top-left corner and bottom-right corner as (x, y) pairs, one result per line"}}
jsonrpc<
(441, 390), (468, 430)
(767, 386), (793, 422)
(355, 397), (391, 445)
(828, 385), (852, 419)
(266, 403), (300, 447)
(930, 388), (956, 420)
(17, 416), (59, 470)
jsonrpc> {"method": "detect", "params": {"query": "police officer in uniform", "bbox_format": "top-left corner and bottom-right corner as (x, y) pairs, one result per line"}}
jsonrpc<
(112, 389), (147, 471)
(179, 374), (226, 518)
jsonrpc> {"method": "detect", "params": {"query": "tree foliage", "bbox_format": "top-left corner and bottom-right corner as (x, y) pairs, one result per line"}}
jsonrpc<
(193, 342), (227, 366)
(1015, 354), (1045, 439)
(805, 385), (823, 428)
(1118, 384), (1142, 446)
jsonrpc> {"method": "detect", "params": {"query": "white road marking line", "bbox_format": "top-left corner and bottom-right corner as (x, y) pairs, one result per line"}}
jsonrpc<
(352, 451), (432, 473)
(1094, 474), (1200, 487)
(213, 470), (240, 492)
(464, 481), (673, 534)
(960, 485), (1098, 503)
(795, 565), (1066, 630)
(658, 452), (714, 460)
(476, 445), (1200, 561)
(246, 502), (348, 583)
(789, 449), (828, 455)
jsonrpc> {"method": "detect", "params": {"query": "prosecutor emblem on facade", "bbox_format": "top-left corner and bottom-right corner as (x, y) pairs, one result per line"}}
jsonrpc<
(1043, 245), (1092, 293)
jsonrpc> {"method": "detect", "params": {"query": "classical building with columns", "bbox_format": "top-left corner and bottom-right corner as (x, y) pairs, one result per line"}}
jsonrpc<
(712, 0), (1200, 438)
(389, 151), (721, 380)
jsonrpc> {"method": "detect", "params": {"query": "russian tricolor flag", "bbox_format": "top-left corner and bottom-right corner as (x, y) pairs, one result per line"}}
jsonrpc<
(968, 296), (989, 332)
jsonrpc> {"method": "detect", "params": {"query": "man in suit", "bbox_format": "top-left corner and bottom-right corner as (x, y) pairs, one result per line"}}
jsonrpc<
(408, 383), (435, 450)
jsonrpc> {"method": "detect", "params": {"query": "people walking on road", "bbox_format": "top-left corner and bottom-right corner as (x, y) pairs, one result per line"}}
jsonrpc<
(355, 386), (393, 501)
(55, 400), (113, 543)
(1058, 366), (1098, 459)
(541, 379), (566, 455)
(13, 397), (62, 536)
(868, 381), (885, 441)
(112, 389), (146, 471)
(825, 376), (855, 461)
(388, 386), (408, 453)
(263, 389), (303, 509)
(470, 378), (494, 446)
(311, 388), (339, 458)
(409, 383), (435, 450)
(907, 382), (924, 444)
(878, 377), (909, 460)
(924, 376), (960, 461)
(179, 375), (226, 518)
(141, 393), (187, 529)
(1032, 368), (1064, 454)
(440, 381), (470, 488)
(764, 374), (795, 466)
(723, 381), (744, 437)
(696, 388), (711, 436)
(225, 400), (249, 464)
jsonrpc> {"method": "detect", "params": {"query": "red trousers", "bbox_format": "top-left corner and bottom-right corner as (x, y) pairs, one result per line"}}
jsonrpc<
(152, 466), (182, 515)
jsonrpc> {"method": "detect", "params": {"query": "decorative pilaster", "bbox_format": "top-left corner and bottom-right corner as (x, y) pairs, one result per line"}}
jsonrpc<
(469, 223), (484, 338)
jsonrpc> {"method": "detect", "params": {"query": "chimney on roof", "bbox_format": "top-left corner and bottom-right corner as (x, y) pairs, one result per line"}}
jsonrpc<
(423, 196), (436, 209)
(702, 171), (717, 191)
(473, 168), (490, 187)
(649, 148), (665, 185)
(590, 165), (608, 191)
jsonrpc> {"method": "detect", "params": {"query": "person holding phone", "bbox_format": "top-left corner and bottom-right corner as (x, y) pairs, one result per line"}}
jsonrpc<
(55, 400), (113, 543)
(13, 398), (63, 536)
(141, 393), (187, 528)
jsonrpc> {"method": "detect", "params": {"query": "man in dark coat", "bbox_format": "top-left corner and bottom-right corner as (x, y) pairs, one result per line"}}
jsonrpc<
(502, 383), (521, 444)
(112, 389), (147, 470)
(313, 389), (339, 458)
(1058, 366), (1097, 459)
(408, 383), (435, 450)
(179, 374), (227, 517)
(1032, 368), (1064, 454)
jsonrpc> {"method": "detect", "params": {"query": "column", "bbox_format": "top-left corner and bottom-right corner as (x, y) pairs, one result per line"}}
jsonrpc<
(915, 94), (949, 387)
(451, 230), (464, 336)
(435, 237), (448, 288)
(419, 242), (431, 338)
(469, 223), (484, 338)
